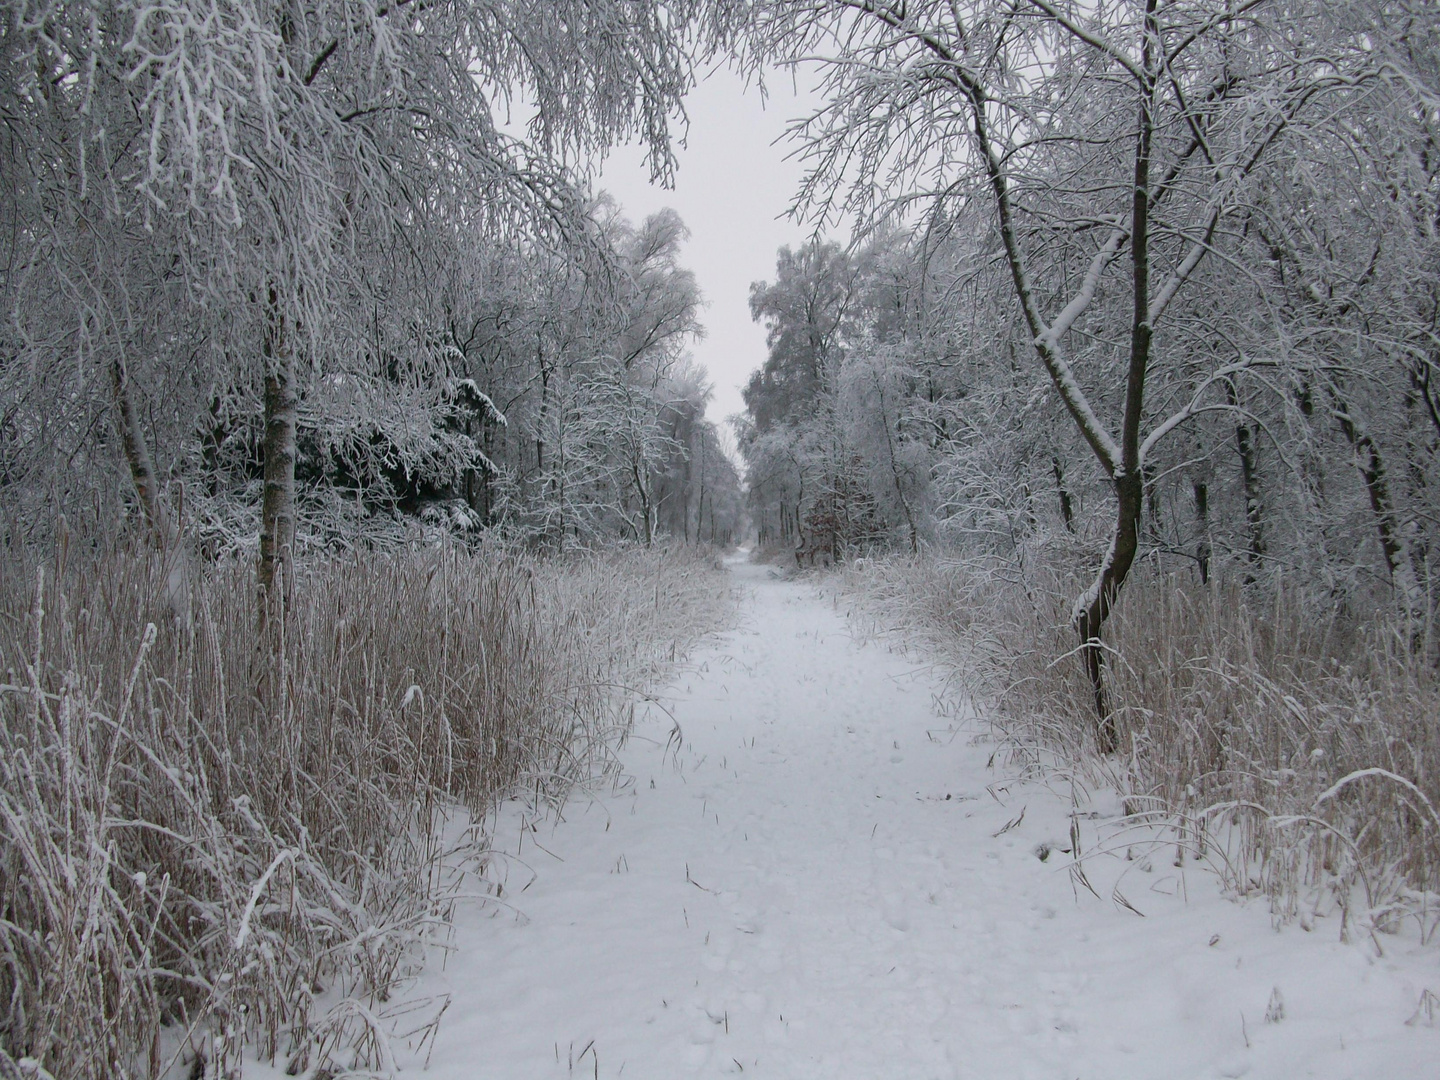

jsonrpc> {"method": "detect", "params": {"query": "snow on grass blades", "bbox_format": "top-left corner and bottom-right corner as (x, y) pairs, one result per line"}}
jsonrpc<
(0, 536), (730, 1078)
(841, 553), (1440, 947)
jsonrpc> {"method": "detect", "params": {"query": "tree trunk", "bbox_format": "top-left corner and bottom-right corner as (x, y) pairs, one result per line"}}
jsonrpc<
(960, 0), (1160, 753)
(536, 348), (550, 474)
(111, 358), (169, 547)
(1143, 463), (1163, 541)
(1075, 470), (1143, 755)
(112, 356), (190, 615)
(1052, 455), (1076, 533)
(258, 296), (297, 613)
(693, 432), (705, 547)
(1192, 475), (1210, 585)
(1227, 382), (1265, 582)
(873, 372), (918, 553)
(1075, 14), (1156, 757)
(481, 420), (494, 524)
(1331, 389), (1421, 615)
(633, 459), (654, 546)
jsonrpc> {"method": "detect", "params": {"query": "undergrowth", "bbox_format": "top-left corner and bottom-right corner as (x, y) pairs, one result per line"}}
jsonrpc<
(842, 551), (1440, 947)
(0, 534), (730, 1078)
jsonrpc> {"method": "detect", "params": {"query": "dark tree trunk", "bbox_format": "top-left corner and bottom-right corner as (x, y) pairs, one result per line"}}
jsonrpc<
(1331, 387), (1418, 610)
(1143, 463), (1162, 541)
(1076, 16), (1157, 757)
(1052, 455), (1075, 533)
(1227, 383), (1265, 582)
(258, 294), (297, 613)
(1076, 468), (1144, 755)
(1192, 476), (1210, 585)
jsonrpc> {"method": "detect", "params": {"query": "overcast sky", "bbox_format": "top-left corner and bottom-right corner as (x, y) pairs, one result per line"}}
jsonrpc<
(592, 64), (836, 436)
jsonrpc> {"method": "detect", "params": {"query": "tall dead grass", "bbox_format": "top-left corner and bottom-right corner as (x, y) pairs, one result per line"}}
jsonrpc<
(845, 552), (1440, 943)
(0, 535), (729, 1078)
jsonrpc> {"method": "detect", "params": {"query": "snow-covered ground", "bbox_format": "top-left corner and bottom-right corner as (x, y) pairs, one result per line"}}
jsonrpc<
(415, 558), (1438, 1079)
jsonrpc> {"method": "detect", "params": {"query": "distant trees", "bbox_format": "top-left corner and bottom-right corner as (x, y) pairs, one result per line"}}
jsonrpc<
(739, 0), (1440, 748)
(740, 233), (926, 559)
(432, 203), (742, 550)
(10, 0), (1436, 737)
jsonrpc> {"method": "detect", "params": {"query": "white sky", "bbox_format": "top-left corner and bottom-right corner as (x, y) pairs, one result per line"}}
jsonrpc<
(592, 64), (836, 434)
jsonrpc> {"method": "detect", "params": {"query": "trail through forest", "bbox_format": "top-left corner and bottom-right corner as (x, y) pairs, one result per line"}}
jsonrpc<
(416, 558), (1437, 1079)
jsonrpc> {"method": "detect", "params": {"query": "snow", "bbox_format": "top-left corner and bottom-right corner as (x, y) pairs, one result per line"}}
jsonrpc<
(411, 557), (1439, 1079)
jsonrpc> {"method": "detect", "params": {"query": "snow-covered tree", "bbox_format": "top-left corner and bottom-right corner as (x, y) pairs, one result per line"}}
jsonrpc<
(1, 0), (743, 611)
(743, 0), (1407, 748)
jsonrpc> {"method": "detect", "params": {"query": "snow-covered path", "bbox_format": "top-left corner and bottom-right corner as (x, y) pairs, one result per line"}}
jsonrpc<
(420, 559), (1437, 1079)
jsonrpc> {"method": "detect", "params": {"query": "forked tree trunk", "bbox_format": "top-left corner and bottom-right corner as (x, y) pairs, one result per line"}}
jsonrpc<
(930, 0), (1291, 752)
(1331, 388), (1422, 618)
(956, 0), (1162, 754)
(1074, 11), (1157, 757)
(633, 459), (654, 546)
(258, 295), (297, 614)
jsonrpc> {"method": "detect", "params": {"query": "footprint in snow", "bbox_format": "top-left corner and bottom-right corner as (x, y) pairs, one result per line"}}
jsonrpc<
(879, 889), (912, 932)
(682, 1040), (711, 1072)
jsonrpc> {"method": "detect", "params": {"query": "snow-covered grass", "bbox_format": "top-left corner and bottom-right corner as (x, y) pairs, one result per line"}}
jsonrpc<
(0, 536), (730, 1079)
(840, 553), (1440, 948)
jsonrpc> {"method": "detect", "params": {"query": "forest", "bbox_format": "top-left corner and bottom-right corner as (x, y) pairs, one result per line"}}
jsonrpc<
(741, 1), (1440, 653)
(2, 0), (1439, 1075)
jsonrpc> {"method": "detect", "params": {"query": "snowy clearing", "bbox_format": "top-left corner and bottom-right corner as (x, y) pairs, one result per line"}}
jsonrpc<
(415, 558), (1438, 1079)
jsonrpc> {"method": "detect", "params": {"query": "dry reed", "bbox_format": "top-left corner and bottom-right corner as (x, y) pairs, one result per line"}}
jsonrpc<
(843, 551), (1440, 944)
(0, 533), (730, 1078)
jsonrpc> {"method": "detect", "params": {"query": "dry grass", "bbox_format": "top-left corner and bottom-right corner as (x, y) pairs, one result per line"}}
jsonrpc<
(0, 534), (730, 1078)
(843, 551), (1440, 944)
